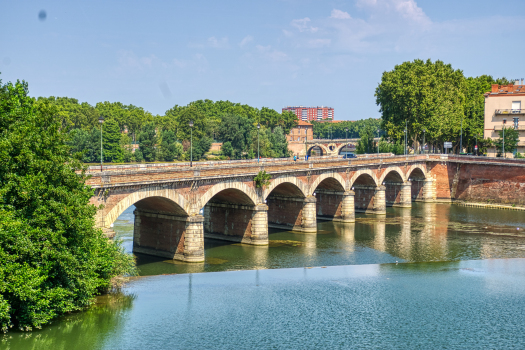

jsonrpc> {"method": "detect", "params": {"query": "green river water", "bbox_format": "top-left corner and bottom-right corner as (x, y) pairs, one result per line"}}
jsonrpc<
(2, 203), (525, 349)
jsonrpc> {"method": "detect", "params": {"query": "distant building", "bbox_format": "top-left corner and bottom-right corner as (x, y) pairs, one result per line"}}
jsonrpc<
(287, 120), (313, 156)
(282, 106), (334, 121)
(484, 81), (525, 157)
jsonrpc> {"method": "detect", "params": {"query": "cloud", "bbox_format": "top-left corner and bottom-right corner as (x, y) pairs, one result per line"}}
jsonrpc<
(356, 0), (430, 25)
(330, 9), (351, 19)
(291, 17), (318, 33)
(256, 45), (289, 62)
(207, 36), (229, 48)
(239, 35), (253, 47)
(307, 39), (331, 48)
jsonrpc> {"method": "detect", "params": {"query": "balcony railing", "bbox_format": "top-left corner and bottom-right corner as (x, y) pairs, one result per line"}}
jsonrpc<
(495, 109), (525, 115)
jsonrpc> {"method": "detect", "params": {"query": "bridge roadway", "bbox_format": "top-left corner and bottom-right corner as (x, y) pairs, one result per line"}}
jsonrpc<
(87, 154), (525, 262)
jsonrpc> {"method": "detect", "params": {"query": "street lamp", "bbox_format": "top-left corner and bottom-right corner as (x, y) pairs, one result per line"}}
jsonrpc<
(502, 119), (506, 158)
(422, 128), (426, 154)
(189, 120), (194, 167)
(257, 123), (260, 163)
(475, 133), (478, 156)
(376, 129), (380, 155)
(98, 116), (104, 172)
(345, 127), (349, 157)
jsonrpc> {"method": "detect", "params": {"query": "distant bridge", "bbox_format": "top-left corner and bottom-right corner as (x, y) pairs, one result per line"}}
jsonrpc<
(88, 155), (525, 262)
(288, 138), (379, 157)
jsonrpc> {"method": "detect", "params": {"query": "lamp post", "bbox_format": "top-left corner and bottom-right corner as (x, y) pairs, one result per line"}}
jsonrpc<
(404, 120), (407, 156)
(257, 123), (260, 163)
(460, 118), (463, 155)
(189, 120), (194, 167)
(422, 128), (426, 154)
(345, 127), (348, 157)
(475, 133), (478, 156)
(376, 129), (380, 155)
(98, 116), (104, 172)
(502, 119), (506, 158)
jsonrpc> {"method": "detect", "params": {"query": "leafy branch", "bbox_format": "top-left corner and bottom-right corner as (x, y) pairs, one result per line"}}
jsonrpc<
(254, 170), (271, 189)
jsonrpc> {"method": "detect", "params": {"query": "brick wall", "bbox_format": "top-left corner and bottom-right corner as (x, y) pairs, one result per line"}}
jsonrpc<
(205, 203), (253, 238)
(267, 196), (304, 228)
(316, 192), (343, 219)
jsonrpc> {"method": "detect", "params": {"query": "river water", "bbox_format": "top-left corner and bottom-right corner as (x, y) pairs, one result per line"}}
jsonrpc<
(3, 203), (525, 349)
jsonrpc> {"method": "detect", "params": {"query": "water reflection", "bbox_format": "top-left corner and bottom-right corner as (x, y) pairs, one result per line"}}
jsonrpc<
(1, 293), (135, 350)
(110, 203), (525, 275)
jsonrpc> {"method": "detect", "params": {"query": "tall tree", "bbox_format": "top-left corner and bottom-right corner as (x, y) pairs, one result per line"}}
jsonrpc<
(138, 123), (157, 162)
(375, 59), (466, 152)
(0, 78), (134, 332)
(102, 118), (124, 163)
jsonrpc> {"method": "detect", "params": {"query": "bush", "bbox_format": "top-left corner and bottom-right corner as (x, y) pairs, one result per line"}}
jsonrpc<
(0, 79), (135, 332)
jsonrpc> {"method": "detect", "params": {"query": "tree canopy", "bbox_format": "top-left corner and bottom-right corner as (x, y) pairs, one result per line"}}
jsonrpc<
(0, 78), (135, 332)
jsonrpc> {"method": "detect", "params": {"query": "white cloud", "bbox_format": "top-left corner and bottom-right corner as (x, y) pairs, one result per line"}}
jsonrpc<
(330, 9), (351, 19)
(256, 45), (289, 62)
(207, 36), (229, 48)
(291, 18), (318, 33)
(307, 39), (331, 48)
(239, 35), (253, 47)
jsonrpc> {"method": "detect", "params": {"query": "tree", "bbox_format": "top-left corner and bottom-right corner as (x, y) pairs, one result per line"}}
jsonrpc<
(102, 118), (124, 163)
(159, 130), (182, 162)
(138, 123), (157, 162)
(218, 114), (254, 159)
(269, 126), (290, 158)
(0, 78), (135, 332)
(375, 59), (466, 152)
(221, 141), (234, 158)
(494, 127), (519, 157)
(355, 126), (375, 154)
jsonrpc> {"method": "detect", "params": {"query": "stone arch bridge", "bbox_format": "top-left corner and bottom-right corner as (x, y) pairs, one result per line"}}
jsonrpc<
(88, 155), (442, 262)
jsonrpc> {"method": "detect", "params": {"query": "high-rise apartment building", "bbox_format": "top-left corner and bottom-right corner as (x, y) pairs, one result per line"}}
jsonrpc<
(282, 106), (334, 121)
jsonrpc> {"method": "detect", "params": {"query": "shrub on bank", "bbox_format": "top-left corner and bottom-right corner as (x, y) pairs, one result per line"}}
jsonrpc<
(0, 78), (135, 332)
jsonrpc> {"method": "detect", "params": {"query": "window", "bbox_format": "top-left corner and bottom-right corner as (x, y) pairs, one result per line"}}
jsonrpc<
(512, 101), (521, 112)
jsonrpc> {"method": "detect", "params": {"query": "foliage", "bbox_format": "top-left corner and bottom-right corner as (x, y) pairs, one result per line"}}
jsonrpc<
(494, 127), (520, 156)
(311, 119), (381, 140)
(137, 123), (157, 162)
(355, 126), (376, 154)
(254, 170), (271, 189)
(221, 141), (234, 158)
(102, 118), (123, 163)
(159, 130), (182, 162)
(218, 114), (254, 159)
(0, 78), (135, 332)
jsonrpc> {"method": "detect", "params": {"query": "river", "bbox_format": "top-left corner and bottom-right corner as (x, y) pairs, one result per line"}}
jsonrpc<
(3, 203), (525, 349)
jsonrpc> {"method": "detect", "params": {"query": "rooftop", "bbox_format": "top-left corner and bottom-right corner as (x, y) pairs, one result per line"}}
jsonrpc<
(486, 84), (525, 96)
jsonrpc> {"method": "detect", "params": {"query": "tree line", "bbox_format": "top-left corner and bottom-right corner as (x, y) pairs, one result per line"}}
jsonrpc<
(37, 97), (298, 163)
(375, 59), (514, 155)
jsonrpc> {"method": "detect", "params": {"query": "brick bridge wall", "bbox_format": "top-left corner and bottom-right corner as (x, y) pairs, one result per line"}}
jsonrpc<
(86, 155), (525, 262)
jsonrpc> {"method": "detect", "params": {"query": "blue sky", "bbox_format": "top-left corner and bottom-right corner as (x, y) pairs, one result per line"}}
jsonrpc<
(1, 0), (525, 120)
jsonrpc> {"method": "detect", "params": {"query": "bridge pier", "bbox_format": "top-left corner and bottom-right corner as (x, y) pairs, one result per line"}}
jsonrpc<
(340, 191), (356, 222)
(422, 179), (436, 202)
(373, 186), (387, 215)
(301, 196), (317, 232)
(203, 203), (269, 245)
(267, 195), (317, 233)
(394, 182), (412, 208)
(132, 209), (204, 262)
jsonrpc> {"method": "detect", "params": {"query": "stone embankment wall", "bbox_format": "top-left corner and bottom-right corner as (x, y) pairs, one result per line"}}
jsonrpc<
(429, 160), (525, 205)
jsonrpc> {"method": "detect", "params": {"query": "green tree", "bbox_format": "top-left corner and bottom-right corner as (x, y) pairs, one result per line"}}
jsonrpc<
(269, 126), (290, 158)
(356, 126), (375, 154)
(375, 59), (466, 153)
(102, 118), (124, 162)
(0, 78), (135, 332)
(159, 130), (182, 162)
(494, 127), (520, 157)
(138, 123), (157, 162)
(221, 141), (234, 158)
(218, 114), (254, 159)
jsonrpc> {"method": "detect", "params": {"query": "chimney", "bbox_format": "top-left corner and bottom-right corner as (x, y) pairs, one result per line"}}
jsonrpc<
(515, 79), (520, 85)
(491, 84), (498, 93)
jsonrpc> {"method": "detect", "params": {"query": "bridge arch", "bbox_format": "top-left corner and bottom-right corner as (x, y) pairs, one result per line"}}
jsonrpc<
(310, 172), (346, 194)
(104, 187), (189, 228)
(349, 169), (379, 188)
(308, 144), (328, 157)
(379, 166), (406, 185)
(407, 164), (427, 180)
(336, 142), (355, 155)
(264, 175), (308, 200)
(197, 180), (258, 209)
